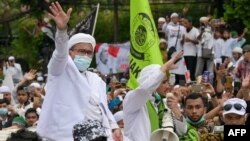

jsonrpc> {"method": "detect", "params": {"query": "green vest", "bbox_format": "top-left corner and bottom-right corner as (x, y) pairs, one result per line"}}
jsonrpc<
(179, 123), (200, 141)
(146, 99), (165, 132)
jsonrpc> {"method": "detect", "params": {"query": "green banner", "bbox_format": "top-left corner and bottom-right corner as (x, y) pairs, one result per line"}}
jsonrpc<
(127, 0), (163, 89)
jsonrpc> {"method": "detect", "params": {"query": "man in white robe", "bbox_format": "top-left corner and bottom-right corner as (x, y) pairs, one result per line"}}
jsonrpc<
(123, 51), (187, 141)
(36, 2), (122, 141)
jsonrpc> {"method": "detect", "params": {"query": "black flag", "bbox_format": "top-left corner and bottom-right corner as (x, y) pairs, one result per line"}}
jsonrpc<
(69, 3), (99, 37)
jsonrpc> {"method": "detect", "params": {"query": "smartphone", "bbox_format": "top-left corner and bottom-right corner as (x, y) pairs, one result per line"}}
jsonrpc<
(216, 63), (220, 70)
(215, 59), (222, 70)
(225, 76), (233, 91)
(191, 84), (204, 93)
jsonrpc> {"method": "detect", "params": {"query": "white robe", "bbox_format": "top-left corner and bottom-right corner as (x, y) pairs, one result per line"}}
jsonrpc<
(123, 65), (187, 141)
(37, 29), (118, 141)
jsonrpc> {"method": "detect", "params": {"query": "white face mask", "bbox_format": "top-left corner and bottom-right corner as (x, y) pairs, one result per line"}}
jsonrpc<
(73, 55), (92, 71)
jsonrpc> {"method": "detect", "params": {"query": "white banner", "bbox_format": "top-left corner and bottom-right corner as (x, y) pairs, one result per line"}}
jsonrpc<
(95, 42), (130, 75)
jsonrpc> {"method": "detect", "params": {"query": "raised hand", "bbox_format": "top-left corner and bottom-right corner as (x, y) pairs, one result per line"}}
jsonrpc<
(242, 74), (250, 89)
(48, 1), (72, 30)
(203, 83), (215, 95)
(161, 50), (183, 72)
(24, 69), (37, 81)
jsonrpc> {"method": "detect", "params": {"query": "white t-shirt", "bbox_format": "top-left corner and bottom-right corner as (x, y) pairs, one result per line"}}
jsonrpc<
(197, 29), (214, 57)
(213, 38), (224, 59)
(183, 27), (199, 56)
(165, 22), (186, 51)
(221, 38), (237, 57)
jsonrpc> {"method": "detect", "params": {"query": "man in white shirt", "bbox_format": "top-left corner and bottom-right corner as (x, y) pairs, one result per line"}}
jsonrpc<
(221, 28), (248, 62)
(182, 17), (199, 81)
(213, 30), (224, 60)
(123, 51), (187, 141)
(195, 27), (214, 82)
(165, 13), (186, 52)
(3, 56), (23, 85)
(165, 13), (186, 85)
(37, 2), (122, 141)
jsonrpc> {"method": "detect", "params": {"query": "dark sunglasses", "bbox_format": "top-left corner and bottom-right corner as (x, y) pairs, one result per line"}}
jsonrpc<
(224, 103), (245, 111)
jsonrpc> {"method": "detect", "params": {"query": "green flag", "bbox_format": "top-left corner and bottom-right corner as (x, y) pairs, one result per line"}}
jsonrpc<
(127, 0), (163, 89)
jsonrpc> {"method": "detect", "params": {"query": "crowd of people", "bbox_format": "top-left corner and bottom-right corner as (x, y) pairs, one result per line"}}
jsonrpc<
(0, 1), (249, 141)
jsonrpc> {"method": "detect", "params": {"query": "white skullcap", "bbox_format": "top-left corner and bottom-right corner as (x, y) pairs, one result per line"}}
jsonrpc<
(170, 13), (178, 18)
(158, 17), (166, 22)
(137, 64), (161, 85)
(200, 17), (209, 22)
(37, 76), (44, 82)
(114, 111), (123, 122)
(173, 85), (180, 89)
(160, 38), (167, 44)
(232, 47), (243, 54)
(8, 56), (15, 60)
(0, 86), (11, 93)
(30, 82), (41, 88)
(223, 98), (247, 116)
(68, 33), (96, 50)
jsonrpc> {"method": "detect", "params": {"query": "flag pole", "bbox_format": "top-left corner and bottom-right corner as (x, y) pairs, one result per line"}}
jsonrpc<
(92, 3), (100, 36)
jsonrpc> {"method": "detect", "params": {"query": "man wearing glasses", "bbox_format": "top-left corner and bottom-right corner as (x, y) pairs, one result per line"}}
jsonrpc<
(37, 2), (122, 141)
(223, 98), (247, 125)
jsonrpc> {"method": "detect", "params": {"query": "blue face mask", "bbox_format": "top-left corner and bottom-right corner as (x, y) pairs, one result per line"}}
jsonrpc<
(73, 55), (92, 72)
(186, 115), (205, 126)
(0, 108), (8, 116)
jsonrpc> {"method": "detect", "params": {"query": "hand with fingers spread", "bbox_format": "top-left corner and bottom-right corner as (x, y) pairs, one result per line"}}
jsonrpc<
(24, 69), (37, 81)
(161, 50), (183, 72)
(48, 1), (72, 30)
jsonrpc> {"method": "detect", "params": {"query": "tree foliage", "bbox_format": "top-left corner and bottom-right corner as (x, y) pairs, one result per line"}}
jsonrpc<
(224, 0), (250, 43)
(224, 0), (250, 28)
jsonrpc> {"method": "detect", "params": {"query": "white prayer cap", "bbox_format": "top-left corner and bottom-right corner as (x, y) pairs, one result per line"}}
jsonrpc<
(0, 86), (11, 93)
(30, 82), (41, 88)
(232, 47), (243, 54)
(170, 13), (178, 18)
(223, 98), (246, 116)
(158, 17), (166, 22)
(173, 85), (180, 89)
(8, 56), (15, 60)
(68, 33), (96, 50)
(137, 64), (161, 85)
(160, 38), (167, 44)
(114, 111), (123, 122)
(199, 17), (209, 22)
(37, 76), (44, 82)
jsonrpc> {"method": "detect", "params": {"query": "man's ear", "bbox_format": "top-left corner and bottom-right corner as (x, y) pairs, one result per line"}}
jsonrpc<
(69, 49), (74, 56)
